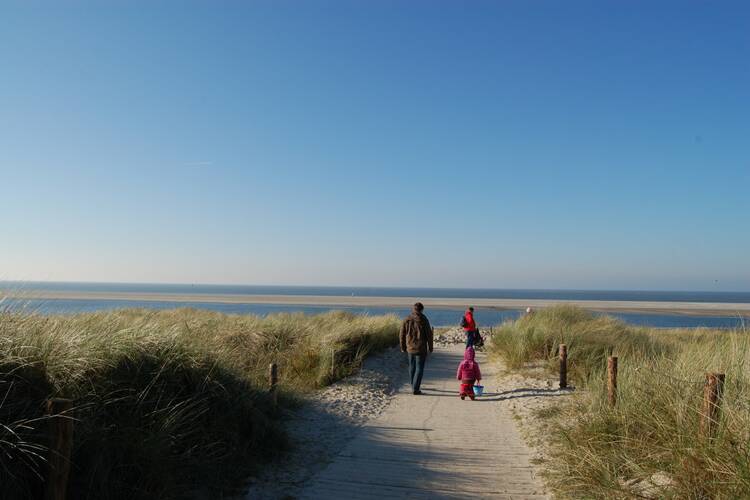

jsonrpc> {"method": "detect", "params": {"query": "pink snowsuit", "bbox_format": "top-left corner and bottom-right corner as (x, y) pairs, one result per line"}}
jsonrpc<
(456, 347), (482, 397)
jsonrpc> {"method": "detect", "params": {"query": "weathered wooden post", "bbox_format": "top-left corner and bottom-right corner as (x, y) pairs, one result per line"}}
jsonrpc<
(607, 356), (618, 407)
(700, 372), (725, 439)
(268, 363), (278, 408)
(45, 398), (73, 500)
(559, 344), (568, 389)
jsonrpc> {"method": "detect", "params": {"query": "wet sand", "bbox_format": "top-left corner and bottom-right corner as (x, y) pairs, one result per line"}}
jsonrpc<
(2, 290), (749, 316)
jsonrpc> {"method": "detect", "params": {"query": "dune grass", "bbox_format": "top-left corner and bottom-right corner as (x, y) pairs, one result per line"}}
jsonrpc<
(489, 305), (750, 499)
(0, 308), (399, 499)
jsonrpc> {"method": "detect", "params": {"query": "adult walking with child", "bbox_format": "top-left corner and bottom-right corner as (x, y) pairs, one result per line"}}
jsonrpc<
(399, 302), (434, 395)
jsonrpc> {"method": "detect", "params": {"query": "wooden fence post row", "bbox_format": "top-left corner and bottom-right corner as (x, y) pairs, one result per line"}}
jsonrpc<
(269, 362), (279, 408)
(700, 372), (725, 439)
(595, 358), (726, 439)
(607, 356), (618, 407)
(559, 344), (567, 389)
(45, 398), (73, 500)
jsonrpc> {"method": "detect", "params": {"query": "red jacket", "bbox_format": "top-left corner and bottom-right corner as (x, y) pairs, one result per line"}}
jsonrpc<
(463, 310), (476, 331)
(457, 347), (481, 381)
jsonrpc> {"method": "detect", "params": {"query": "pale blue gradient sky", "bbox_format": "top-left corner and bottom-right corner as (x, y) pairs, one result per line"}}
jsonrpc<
(1, 1), (748, 290)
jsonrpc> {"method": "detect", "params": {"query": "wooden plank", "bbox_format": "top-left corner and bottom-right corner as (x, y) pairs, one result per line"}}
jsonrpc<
(45, 398), (73, 500)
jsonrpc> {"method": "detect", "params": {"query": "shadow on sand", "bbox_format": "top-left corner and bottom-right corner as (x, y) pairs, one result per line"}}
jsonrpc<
(254, 347), (559, 499)
(420, 386), (574, 401)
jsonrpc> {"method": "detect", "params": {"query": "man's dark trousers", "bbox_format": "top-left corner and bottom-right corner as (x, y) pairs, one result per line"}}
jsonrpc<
(408, 353), (426, 393)
(465, 330), (477, 348)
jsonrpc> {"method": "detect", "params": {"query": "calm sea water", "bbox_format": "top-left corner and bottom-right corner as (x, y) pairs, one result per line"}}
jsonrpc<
(1, 281), (748, 329)
(4, 281), (750, 303)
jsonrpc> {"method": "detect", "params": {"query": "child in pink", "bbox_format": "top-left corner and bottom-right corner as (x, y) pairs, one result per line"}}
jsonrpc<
(456, 346), (482, 400)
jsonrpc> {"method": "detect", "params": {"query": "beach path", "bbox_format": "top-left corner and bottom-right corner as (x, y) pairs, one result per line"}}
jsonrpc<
(298, 345), (548, 499)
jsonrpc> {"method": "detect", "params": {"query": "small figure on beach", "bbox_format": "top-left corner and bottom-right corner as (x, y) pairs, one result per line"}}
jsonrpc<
(456, 346), (482, 400)
(525, 306), (534, 315)
(461, 307), (480, 348)
(399, 302), (434, 395)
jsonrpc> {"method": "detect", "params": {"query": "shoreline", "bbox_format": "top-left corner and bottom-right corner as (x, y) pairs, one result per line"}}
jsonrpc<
(3, 290), (750, 317)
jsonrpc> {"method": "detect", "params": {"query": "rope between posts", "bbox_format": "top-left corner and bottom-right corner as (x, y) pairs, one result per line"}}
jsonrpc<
(613, 356), (714, 387)
(633, 367), (707, 387)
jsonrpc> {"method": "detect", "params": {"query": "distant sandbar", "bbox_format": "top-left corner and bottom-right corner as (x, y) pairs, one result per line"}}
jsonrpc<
(2, 290), (750, 317)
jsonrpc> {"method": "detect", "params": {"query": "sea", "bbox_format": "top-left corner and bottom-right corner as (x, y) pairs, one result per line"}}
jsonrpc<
(1, 282), (749, 329)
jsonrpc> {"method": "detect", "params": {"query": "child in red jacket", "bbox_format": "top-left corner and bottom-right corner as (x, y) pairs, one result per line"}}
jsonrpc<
(456, 346), (482, 400)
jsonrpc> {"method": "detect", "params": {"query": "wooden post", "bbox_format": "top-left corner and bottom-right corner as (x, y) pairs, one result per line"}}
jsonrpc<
(45, 398), (73, 500)
(559, 344), (568, 389)
(607, 356), (618, 407)
(268, 363), (278, 408)
(700, 372), (725, 439)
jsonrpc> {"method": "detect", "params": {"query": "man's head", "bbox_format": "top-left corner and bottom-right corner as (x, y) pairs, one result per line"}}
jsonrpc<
(413, 302), (424, 313)
(468, 307), (474, 312)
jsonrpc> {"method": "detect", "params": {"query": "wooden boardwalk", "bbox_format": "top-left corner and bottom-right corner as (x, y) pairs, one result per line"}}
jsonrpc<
(298, 345), (548, 499)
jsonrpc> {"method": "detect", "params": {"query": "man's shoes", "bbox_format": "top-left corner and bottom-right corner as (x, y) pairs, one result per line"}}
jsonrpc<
(460, 394), (465, 400)
(413, 390), (422, 395)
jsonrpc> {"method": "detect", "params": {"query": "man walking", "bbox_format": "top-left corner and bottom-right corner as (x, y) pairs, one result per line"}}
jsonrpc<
(399, 302), (433, 395)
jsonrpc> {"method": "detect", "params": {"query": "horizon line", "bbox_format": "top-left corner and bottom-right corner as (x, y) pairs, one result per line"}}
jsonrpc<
(0, 279), (748, 294)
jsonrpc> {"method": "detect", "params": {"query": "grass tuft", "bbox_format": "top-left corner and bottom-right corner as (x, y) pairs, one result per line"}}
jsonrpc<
(0, 308), (399, 499)
(489, 305), (750, 498)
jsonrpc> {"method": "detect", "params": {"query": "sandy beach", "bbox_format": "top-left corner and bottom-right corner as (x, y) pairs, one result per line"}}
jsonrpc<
(2, 289), (750, 316)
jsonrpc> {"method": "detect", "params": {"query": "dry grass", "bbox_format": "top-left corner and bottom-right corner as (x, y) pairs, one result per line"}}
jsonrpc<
(489, 305), (750, 499)
(0, 308), (399, 499)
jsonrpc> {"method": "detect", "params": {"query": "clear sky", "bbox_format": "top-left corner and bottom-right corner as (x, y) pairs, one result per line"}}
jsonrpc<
(1, 1), (748, 290)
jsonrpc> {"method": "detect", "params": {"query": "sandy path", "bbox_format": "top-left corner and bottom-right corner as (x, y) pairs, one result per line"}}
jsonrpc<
(242, 347), (408, 499)
(297, 345), (548, 499)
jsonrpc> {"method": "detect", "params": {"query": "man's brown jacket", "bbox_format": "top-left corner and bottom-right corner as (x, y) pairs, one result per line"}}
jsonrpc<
(399, 312), (433, 355)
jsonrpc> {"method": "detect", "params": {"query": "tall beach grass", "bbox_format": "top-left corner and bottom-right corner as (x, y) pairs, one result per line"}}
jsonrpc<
(0, 308), (399, 499)
(489, 305), (750, 499)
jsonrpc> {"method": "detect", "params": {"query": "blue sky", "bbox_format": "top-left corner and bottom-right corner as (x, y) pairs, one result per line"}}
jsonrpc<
(1, 1), (748, 290)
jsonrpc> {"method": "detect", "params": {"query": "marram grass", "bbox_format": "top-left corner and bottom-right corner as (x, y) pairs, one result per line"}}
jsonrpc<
(489, 305), (750, 499)
(0, 308), (399, 499)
